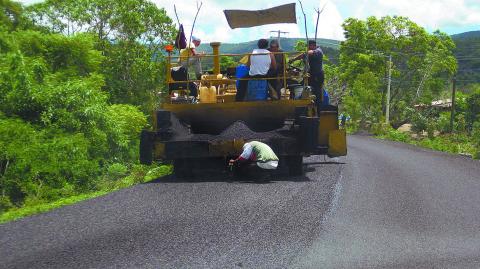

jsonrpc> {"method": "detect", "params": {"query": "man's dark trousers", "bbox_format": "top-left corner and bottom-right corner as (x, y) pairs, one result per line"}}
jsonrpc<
(308, 70), (325, 110)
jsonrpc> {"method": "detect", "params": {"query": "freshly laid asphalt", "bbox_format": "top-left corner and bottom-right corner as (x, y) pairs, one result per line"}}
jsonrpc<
(1, 135), (480, 268)
(296, 135), (480, 269)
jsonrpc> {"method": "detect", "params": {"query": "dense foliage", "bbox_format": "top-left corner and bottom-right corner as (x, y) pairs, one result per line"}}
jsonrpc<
(26, 0), (175, 112)
(338, 16), (457, 128)
(319, 16), (479, 158)
(0, 0), (174, 214)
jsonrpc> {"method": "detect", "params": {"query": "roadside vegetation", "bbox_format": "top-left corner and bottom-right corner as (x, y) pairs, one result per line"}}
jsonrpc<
(0, 0), (175, 222)
(372, 90), (480, 158)
(321, 17), (480, 159)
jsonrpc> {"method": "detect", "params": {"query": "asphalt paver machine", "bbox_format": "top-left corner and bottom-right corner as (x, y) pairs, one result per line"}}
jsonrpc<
(140, 3), (347, 177)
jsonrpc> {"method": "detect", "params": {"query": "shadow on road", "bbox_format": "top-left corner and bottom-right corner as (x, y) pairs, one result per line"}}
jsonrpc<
(145, 173), (311, 184)
(144, 158), (345, 184)
(304, 161), (346, 165)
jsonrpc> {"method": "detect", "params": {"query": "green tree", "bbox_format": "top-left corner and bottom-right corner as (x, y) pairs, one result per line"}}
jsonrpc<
(339, 16), (456, 128)
(26, 0), (175, 111)
(343, 72), (382, 128)
(0, 0), (23, 30)
(323, 63), (345, 106)
(294, 40), (307, 52)
(220, 56), (236, 70)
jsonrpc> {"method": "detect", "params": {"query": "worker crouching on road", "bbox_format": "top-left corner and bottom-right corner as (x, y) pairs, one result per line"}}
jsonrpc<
(229, 141), (279, 180)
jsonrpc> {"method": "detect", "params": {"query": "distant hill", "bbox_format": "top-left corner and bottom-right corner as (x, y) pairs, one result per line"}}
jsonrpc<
(452, 30), (480, 89)
(198, 37), (340, 53)
(197, 37), (340, 64)
(451, 31), (480, 39)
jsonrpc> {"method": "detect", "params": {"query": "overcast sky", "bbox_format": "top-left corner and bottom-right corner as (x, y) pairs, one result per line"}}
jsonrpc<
(18, 0), (480, 43)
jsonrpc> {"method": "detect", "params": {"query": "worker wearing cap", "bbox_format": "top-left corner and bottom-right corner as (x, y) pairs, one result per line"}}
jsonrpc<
(229, 141), (279, 170)
(289, 40), (325, 110)
(179, 36), (204, 80)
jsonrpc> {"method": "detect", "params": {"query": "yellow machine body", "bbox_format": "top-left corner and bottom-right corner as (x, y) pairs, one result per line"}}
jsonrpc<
(159, 99), (312, 134)
(328, 129), (347, 157)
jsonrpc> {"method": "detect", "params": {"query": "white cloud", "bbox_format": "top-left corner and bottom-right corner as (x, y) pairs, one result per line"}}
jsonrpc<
(311, 0), (345, 40)
(17, 0), (43, 4)
(374, 0), (480, 29)
(338, 0), (480, 31)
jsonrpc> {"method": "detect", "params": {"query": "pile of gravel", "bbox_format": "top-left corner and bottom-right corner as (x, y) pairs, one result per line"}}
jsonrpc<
(167, 117), (294, 142)
(218, 121), (262, 139)
(168, 114), (191, 140)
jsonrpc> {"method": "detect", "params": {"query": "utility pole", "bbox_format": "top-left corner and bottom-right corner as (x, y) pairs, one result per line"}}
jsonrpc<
(386, 55), (392, 125)
(269, 30), (289, 48)
(450, 75), (457, 132)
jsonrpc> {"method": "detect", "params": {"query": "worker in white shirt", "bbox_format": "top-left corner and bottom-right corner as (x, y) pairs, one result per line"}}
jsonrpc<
(229, 141), (279, 180)
(235, 39), (277, 101)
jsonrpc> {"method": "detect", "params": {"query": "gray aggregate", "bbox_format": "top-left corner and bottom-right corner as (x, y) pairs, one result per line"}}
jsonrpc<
(0, 155), (342, 268)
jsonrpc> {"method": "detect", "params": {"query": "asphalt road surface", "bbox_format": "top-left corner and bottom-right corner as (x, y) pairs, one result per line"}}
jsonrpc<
(1, 135), (480, 268)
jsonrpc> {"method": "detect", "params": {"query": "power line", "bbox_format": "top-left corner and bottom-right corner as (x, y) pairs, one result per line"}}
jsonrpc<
(453, 79), (480, 82)
(457, 68), (480, 72)
(457, 58), (480, 61)
(312, 36), (480, 59)
(454, 44), (480, 49)
(321, 39), (480, 59)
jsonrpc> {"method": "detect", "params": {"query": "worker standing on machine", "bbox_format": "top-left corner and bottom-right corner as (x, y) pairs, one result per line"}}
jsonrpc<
(268, 39), (285, 100)
(289, 40), (325, 110)
(229, 141), (279, 178)
(179, 36), (204, 80)
(236, 39), (277, 101)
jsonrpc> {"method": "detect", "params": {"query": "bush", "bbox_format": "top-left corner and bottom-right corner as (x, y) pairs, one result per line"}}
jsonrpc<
(411, 112), (428, 135)
(0, 118), (101, 204)
(436, 112), (450, 134)
(472, 121), (480, 159)
(106, 163), (129, 180)
(370, 121), (389, 136)
(145, 165), (172, 182)
(0, 196), (13, 213)
(380, 126), (412, 143)
(104, 104), (147, 162)
(417, 137), (458, 153)
(466, 89), (480, 131)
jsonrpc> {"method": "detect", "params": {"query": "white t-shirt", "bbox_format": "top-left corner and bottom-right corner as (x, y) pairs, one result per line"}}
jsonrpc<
(249, 49), (271, 76)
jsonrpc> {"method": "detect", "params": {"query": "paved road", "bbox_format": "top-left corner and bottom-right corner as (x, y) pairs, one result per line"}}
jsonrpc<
(0, 155), (343, 268)
(296, 135), (480, 268)
(1, 135), (480, 268)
